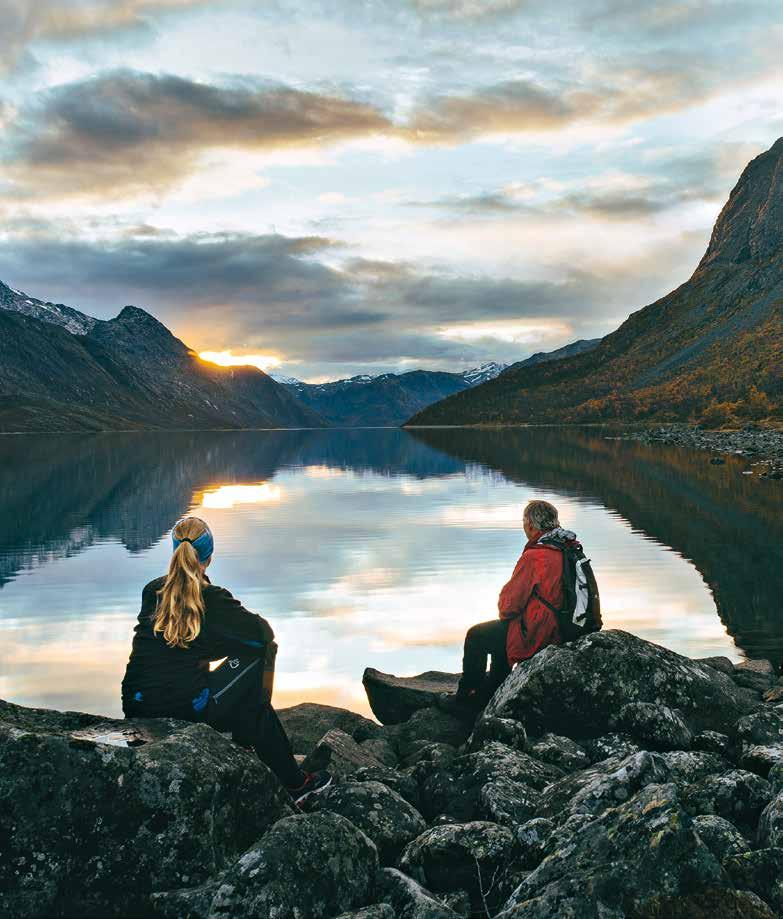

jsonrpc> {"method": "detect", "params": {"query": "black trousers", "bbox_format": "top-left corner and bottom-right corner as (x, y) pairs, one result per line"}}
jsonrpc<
(458, 618), (511, 704)
(205, 653), (304, 789)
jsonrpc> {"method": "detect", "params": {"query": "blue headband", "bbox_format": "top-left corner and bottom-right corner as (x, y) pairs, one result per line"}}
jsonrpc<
(172, 523), (214, 564)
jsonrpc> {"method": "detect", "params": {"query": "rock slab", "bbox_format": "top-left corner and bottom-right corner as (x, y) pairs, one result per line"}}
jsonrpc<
(363, 669), (459, 725)
(0, 699), (292, 918)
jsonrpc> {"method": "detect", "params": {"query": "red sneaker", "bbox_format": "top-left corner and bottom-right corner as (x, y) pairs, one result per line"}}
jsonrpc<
(288, 770), (332, 807)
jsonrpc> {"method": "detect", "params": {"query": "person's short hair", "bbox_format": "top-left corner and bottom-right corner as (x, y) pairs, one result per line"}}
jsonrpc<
(524, 500), (560, 532)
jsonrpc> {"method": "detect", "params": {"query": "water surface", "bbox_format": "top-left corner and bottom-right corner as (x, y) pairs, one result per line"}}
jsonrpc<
(1, 428), (780, 719)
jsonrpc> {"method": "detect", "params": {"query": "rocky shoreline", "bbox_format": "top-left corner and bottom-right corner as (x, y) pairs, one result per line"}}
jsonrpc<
(622, 425), (783, 479)
(2, 630), (783, 918)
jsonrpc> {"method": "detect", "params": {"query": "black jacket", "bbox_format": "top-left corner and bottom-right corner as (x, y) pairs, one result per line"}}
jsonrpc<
(121, 576), (274, 717)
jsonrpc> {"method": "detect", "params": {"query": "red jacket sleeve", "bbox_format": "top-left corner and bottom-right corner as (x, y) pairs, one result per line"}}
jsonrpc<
(498, 550), (537, 620)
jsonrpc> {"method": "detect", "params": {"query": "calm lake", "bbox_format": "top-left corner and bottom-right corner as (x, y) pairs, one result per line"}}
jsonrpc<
(1, 427), (781, 719)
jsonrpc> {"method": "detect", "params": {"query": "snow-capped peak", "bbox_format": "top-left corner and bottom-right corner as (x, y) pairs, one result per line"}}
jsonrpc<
(0, 280), (97, 335)
(462, 362), (508, 386)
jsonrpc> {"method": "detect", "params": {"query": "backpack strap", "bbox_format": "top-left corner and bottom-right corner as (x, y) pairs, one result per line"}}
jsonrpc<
(531, 584), (561, 615)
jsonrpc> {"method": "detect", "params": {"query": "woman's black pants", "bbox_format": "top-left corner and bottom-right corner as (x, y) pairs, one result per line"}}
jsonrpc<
(205, 652), (304, 789)
(457, 618), (511, 704)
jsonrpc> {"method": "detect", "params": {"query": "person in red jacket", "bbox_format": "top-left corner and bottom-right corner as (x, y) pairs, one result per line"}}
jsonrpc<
(454, 499), (568, 709)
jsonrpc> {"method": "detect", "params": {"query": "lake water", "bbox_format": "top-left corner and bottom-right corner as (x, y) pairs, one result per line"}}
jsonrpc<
(1, 427), (781, 719)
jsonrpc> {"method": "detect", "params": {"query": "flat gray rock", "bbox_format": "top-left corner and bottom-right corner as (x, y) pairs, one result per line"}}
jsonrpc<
(362, 669), (459, 725)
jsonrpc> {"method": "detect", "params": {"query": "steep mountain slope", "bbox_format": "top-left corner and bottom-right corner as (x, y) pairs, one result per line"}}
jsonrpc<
(507, 338), (600, 371)
(409, 138), (783, 426)
(0, 292), (322, 432)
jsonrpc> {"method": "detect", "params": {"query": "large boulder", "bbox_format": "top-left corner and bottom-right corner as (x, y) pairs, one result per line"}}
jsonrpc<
(733, 659), (776, 694)
(385, 707), (470, 759)
(277, 703), (381, 755)
(478, 778), (540, 830)
(693, 730), (732, 756)
(513, 818), (555, 870)
(659, 751), (731, 785)
(353, 765), (421, 810)
(723, 848), (783, 914)
(500, 783), (724, 916)
(612, 701), (693, 751)
(632, 889), (776, 918)
(692, 815), (750, 860)
(0, 699), (292, 918)
(455, 742), (565, 791)
(335, 907), (396, 919)
(526, 733), (590, 772)
(740, 744), (783, 778)
(363, 669), (459, 725)
(201, 812), (378, 918)
(311, 780), (427, 864)
(468, 716), (527, 753)
(758, 791), (783, 847)
(736, 710), (783, 746)
(536, 751), (670, 822)
(398, 821), (517, 914)
(681, 769), (772, 832)
(581, 732), (641, 763)
(301, 728), (384, 779)
(377, 868), (461, 919)
(484, 630), (758, 737)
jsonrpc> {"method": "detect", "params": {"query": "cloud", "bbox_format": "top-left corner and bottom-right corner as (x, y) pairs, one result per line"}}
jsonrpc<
(0, 0), (219, 72)
(406, 79), (592, 142)
(407, 0), (529, 19)
(1, 69), (393, 198)
(412, 143), (756, 221)
(0, 224), (627, 375)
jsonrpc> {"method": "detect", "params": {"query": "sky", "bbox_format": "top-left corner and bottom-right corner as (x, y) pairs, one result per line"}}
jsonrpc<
(0, 1), (781, 381)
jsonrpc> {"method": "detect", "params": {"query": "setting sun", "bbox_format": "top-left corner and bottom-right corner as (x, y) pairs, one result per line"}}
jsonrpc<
(199, 350), (282, 374)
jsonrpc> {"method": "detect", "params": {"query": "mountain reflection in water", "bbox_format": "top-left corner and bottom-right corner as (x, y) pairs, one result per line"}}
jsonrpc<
(0, 428), (779, 719)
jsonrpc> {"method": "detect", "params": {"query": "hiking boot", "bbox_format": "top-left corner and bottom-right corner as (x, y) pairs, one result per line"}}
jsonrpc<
(437, 691), (483, 724)
(288, 770), (332, 807)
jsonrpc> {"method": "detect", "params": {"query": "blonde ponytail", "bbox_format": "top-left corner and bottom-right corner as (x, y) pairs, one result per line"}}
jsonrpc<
(154, 517), (210, 648)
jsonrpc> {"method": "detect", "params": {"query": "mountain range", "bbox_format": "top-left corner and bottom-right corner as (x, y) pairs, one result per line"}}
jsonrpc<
(0, 284), (320, 432)
(4, 138), (779, 432)
(410, 137), (783, 426)
(0, 282), (515, 431)
(275, 362), (507, 427)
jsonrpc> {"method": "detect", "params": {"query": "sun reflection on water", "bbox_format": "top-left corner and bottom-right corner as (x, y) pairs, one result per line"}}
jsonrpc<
(198, 483), (284, 509)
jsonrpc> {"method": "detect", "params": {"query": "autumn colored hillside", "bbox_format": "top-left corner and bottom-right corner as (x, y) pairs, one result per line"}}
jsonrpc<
(409, 138), (783, 427)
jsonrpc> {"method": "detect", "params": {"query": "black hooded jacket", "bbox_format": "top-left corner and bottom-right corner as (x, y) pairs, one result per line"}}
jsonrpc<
(121, 576), (274, 717)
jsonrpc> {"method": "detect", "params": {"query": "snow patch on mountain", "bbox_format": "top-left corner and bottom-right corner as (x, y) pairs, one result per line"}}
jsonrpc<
(0, 281), (97, 335)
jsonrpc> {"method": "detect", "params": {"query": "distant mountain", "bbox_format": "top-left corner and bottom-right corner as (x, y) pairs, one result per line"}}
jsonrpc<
(461, 361), (508, 385)
(409, 138), (783, 427)
(281, 370), (471, 427)
(277, 362), (508, 427)
(0, 284), (323, 432)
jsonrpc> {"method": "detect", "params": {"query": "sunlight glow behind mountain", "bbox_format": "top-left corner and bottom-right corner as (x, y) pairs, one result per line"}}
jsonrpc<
(199, 350), (282, 373)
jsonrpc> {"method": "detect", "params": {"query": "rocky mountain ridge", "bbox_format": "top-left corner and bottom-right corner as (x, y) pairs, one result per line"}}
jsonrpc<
(409, 138), (783, 427)
(273, 363), (509, 427)
(0, 288), (322, 432)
